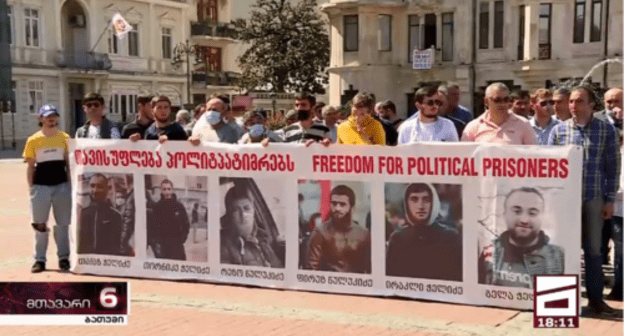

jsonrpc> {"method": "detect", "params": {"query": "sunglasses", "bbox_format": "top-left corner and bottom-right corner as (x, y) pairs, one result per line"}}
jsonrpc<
(489, 97), (511, 104)
(538, 100), (555, 107)
(85, 102), (101, 108)
(606, 100), (620, 105)
(423, 100), (444, 107)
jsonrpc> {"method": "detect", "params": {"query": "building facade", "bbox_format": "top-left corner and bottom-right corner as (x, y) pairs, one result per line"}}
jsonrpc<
(321, 0), (623, 118)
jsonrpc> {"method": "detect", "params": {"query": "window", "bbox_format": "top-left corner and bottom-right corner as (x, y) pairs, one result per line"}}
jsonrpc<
(539, 3), (551, 59)
(198, 0), (218, 22)
(28, 81), (43, 115)
(108, 27), (119, 54)
(442, 13), (454, 61)
(7, 6), (13, 45)
(24, 8), (40, 47)
(128, 24), (139, 56)
(5, 81), (15, 114)
(162, 27), (172, 59)
(493, 1), (504, 48)
(110, 93), (138, 120)
(574, 1), (585, 43)
(408, 15), (420, 62)
(590, 0), (602, 42)
(518, 5), (525, 60)
(378, 15), (391, 51)
(344, 15), (358, 52)
(479, 2), (489, 49)
(423, 14), (436, 50)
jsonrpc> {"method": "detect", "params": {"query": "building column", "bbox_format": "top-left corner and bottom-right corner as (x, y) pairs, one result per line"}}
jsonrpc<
(523, 4), (539, 61)
(58, 76), (68, 132)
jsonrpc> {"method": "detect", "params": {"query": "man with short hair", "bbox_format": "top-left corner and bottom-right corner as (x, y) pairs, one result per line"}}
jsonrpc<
(321, 105), (340, 143)
(185, 103), (207, 136)
(215, 94), (245, 139)
(510, 89), (532, 119)
(398, 86), (459, 144)
(75, 93), (121, 139)
(440, 84), (473, 123)
(305, 185), (371, 274)
(189, 97), (240, 145)
(553, 87), (572, 121)
(462, 83), (537, 144)
(548, 86), (621, 316)
(121, 93), (154, 139)
(595, 87), (623, 130)
(337, 92), (386, 145)
(148, 179), (190, 260)
(280, 108), (331, 145)
(284, 109), (298, 126)
(478, 188), (564, 288)
(386, 183), (462, 281)
(376, 100), (404, 130)
(294, 92), (316, 112)
(372, 101), (398, 146)
(24, 104), (72, 273)
(529, 88), (560, 145)
(78, 174), (124, 256)
(312, 102), (325, 122)
(143, 96), (188, 143)
(238, 110), (282, 144)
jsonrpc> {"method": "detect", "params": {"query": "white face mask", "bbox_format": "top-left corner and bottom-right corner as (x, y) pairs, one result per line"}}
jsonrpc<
(205, 110), (222, 126)
(248, 124), (265, 138)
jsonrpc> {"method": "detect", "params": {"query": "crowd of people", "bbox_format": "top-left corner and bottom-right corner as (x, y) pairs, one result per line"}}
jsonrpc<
(23, 81), (622, 317)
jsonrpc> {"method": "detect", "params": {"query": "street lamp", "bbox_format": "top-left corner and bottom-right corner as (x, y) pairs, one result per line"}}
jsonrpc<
(269, 92), (276, 119)
(172, 40), (198, 105)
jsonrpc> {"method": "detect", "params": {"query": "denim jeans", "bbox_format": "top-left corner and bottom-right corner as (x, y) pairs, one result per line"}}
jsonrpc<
(582, 199), (606, 302)
(611, 216), (623, 297)
(29, 183), (72, 263)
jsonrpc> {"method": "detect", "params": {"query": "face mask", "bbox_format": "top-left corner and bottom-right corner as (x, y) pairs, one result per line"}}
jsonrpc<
(297, 109), (311, 121)
(205, 110), (222, 126)
(249, 124), (265, 138)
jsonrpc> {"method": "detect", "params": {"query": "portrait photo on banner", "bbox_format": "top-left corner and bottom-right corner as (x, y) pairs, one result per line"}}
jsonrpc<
(384, 183), (463, 282)
(76, 172), (135, 257)
(219, 177), (286, 269)
(144, 174), (208, 262)
(298, 179), (372, 274)
(477, 183), (565, 289)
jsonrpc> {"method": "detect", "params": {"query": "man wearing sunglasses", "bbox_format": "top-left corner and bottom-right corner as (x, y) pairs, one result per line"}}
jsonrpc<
(462, 83), (537, 145)
(529, 89), (560, 145)
(397, 86), (458, 144)
(75, 93), (121, 139)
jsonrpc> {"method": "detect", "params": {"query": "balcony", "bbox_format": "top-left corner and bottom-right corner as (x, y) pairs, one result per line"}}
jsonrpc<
(191, 21), (237, 39)
(56, 51), (112, 70)
(192, 71), (240, 87)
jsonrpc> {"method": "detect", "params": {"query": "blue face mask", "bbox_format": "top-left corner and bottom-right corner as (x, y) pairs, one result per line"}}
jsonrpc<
(205, 110), (222, 126)
(248, 124), (265, 138)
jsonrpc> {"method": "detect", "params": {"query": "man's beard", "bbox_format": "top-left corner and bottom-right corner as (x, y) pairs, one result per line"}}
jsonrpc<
(155, 115), (169, 123)
(509, 229), (538, 246)
(331, 211), (350, 224)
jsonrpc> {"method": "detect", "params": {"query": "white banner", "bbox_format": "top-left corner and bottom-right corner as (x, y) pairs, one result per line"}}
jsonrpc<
(69, 140), (583, 310)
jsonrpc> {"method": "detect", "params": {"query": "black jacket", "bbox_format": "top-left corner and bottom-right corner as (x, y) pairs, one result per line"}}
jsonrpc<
(75, 118), (120, 139)
(78, 200), (123, 255)
(148, 194), (190, 260)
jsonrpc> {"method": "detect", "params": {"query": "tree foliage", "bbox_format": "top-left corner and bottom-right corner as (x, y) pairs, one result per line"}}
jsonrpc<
(233, 0), (329, 94)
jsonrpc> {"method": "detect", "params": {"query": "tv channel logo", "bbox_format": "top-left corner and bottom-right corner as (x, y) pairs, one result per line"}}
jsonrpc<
(533, 275), (579, 328)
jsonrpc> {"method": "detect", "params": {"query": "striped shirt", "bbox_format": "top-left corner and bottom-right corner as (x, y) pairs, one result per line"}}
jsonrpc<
(281, 122), (329, 143)
(547, 117), (621, 203)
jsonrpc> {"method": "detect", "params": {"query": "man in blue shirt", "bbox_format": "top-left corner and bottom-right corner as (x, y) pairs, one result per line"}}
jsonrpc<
(548, 86), (621, 316)
(529, 88), (559, 145)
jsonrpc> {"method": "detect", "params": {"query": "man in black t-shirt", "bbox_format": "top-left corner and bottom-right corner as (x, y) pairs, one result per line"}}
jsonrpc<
(143, 96), (188, 142)
(122, 93), (154, 139)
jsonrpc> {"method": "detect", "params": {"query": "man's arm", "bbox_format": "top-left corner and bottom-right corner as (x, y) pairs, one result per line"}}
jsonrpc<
(603, 125), (621, 218)
(304, 229), (324, 270)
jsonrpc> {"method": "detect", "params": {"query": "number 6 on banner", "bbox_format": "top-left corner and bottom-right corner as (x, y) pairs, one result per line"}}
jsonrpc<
(99, 287), (118, 308)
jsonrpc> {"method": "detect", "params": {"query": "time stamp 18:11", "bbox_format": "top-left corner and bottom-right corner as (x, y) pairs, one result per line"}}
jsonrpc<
(535, 317), (579, 328)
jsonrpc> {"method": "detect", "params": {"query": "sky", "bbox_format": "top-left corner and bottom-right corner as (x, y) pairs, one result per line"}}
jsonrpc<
(232, 0), (329, 19)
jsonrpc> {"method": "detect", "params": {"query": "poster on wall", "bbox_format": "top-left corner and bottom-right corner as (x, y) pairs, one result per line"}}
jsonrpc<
(69, 140), (582, 310)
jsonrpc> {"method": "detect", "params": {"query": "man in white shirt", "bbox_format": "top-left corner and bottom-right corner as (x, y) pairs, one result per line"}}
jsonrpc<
(398, 86), (458, 144)
(188, 97), (240, 145)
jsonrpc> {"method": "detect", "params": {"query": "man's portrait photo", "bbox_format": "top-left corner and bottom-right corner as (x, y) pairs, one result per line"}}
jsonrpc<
(76, 173), (134, 256)
(385, 183), (463, 281)
(145, 175), (208, 262)
(478, 186), (565, 289)
(220, 177), (286, 268)
(299, 180), (371, 274)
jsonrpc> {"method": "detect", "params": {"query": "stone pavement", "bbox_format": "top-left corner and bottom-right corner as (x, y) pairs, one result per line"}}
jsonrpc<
(0, 160), (621, 336)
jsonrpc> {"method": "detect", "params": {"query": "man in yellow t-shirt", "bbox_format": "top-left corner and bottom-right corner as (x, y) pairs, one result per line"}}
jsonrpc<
(23, 104), (72, 273)
(337, 92), (386, 145)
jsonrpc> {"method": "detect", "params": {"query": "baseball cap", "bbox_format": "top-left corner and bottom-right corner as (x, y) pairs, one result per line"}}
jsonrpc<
(39, 104), (59, 117)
